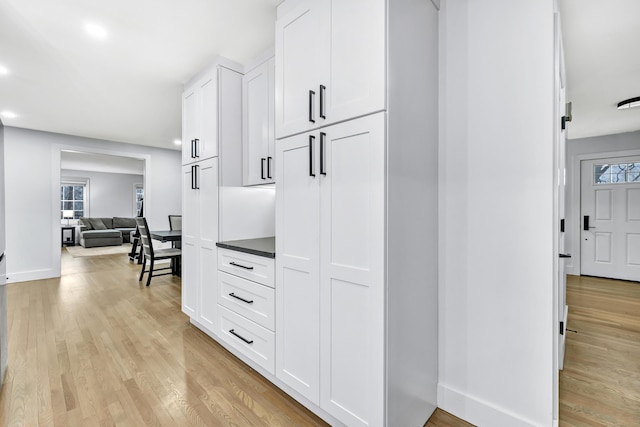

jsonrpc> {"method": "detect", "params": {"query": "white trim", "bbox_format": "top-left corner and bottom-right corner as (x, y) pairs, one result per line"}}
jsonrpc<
(7, 268), (58, 284)
(570, 148), (640, 276)
(438, 384), (543, 427)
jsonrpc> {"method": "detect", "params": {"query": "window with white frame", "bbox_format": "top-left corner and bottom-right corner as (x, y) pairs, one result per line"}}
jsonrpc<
(61, 179), (88, 221)
(594, 162), (640, 184)
(134, 184), (144, 216)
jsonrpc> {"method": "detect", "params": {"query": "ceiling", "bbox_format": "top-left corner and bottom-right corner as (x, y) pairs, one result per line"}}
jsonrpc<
(1, 1), (638, 148)
(559, 0), (640, 140)
(0, 0), (280, 151)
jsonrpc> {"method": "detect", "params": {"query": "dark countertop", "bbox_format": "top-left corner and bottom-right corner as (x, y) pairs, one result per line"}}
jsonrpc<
(216, 237), (275, 259)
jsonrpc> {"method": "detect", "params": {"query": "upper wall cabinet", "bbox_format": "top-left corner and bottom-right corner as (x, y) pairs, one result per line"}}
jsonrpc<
(243, 56), (275, 186)
(182, 72), (218, 165)
(275, 0), (385, 139)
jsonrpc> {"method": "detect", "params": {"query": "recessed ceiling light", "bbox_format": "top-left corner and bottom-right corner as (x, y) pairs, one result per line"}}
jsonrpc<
(173, 139), (182, 146)
(617, 97), (640, 110)
(0, 111), (18, 119)
(0, 65), (9, 76)
(84, 22), (108, 40)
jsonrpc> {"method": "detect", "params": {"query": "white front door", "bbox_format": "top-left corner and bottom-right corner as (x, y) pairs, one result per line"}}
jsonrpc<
(581, 157), (640, 281)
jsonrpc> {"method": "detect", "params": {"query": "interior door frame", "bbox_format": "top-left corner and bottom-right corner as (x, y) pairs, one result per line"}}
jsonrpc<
(570, 148), (640, 277)
(51, 144), (151, 278)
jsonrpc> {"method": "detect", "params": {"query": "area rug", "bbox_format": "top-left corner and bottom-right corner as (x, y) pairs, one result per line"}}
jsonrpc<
(65, 244), (134, 258)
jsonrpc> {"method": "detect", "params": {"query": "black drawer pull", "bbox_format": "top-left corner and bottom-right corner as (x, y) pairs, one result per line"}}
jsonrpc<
(229, 261), (254, 270)
(229, 329), (253, 344)
(229, 293), (254, 304)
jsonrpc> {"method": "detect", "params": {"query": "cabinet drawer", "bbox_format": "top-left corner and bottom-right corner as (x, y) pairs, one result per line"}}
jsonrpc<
(217, 305), (275, 374)
(218, 271), (275, 331)
(218, 249), (275, 288)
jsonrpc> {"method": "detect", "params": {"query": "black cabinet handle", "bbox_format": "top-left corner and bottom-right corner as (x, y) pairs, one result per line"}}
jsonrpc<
(320, 132), (326, 176)
(319, 85), (326, 119)
(267, 156), (273, 179)
(309, 135), (316, 177)
(229, 329), (253, 344)
(229, 292), (254, 304)
(191, 165), (196, 190)
(261, 158), (266, 180)
(559, 253), (572, 258)
(309, 90), (316, 123)
(194, 164), (200, 189)
(194, 138), (200, 158)
(229, 261), (254, 270)
(191, 139), (196, 159)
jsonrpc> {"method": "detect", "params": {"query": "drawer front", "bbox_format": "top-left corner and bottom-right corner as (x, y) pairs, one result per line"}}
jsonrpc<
(218, 248), (275, 288)
(217, 305), (275, 374)
(218, 271), (275, 331)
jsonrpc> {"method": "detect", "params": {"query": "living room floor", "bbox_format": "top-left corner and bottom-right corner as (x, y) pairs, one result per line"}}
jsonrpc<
(0, 249), (470, 426)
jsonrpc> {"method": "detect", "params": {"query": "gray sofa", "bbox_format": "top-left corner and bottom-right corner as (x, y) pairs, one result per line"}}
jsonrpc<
(78, 217), (137, 248)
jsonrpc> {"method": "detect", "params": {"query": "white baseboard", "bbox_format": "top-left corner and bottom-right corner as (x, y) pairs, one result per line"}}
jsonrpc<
(438, 384), (546, 427)
(7, 268), (58, 284)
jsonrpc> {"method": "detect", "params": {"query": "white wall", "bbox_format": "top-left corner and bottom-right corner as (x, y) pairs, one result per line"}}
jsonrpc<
(4, 127), (181, 283)
(61, 169), (143, 218)
(565, 131), (640, 275)
(438, 1), (555, 426)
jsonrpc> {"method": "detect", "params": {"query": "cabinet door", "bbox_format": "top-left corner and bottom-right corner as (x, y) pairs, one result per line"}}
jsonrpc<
(181, 164), (199, 317)
(319, 114), (385, 426)
(324, 0), (385, 125)
(198, 158), (219, 331)
(275, 0), (329, 139)
(182, 88), (198, 165)
(243, 60), (273, 186)
(198, 75), (219, 161)
(275, 131), (321, 404)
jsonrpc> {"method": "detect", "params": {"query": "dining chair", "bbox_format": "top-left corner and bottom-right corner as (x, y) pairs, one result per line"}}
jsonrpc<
(135, 217), (181, 286)
(168, 215), (182, 249)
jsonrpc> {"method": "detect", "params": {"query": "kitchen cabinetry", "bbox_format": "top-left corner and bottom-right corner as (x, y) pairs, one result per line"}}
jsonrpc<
(275, 0), (385, 139)
(216, 247), (275, 374)
(275, 0), (439, 426)
(181, 157), (219, 331)
(181, 57), (243, 334)
(276, 113), (385, 423)
(243, 56), (275, 186)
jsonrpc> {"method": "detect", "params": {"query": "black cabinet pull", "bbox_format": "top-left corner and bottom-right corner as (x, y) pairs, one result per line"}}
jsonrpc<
(320, 132), (326, 176)
(229, 329), (253, 344)
(229, 293), (254, 304)
(309, 135), (316, 177)
(229, 261), (254, 270)
(194, 138), (200, 158)
(191, 165), (196, 190)
(319, 85), (326, 119)
(261, 158), (266, 180)
(191, 139), (196, 159)
(559, 253), (572, 258)
(309, 90), (316, 123)
(267, 156), (273, 179)
(194, 164), (200, 189)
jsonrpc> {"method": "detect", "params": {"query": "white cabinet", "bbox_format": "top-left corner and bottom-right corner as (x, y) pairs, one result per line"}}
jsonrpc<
(243, 57), (275, 186)
(216, 249), (276, 374)
(275, 0), (439, 425)
(276, 113), (385, 423)
(182, 73), (218, 165)
(275, 0), (385, 139)
(181, 157), (219, 332)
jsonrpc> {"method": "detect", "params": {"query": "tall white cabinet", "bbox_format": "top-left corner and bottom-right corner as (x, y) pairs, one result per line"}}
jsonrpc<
(275, 0), (439, 426)
(181, 58), (243, 332)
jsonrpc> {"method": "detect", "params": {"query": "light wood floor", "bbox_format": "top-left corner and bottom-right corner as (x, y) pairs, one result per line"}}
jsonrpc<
(0, 249), (469, 426)
(561, 274), (640, 426)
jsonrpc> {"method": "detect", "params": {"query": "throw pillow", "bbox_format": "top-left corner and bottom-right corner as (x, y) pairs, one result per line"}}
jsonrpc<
(89, 218), (107, 230)
(79, 217), (93, 230)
